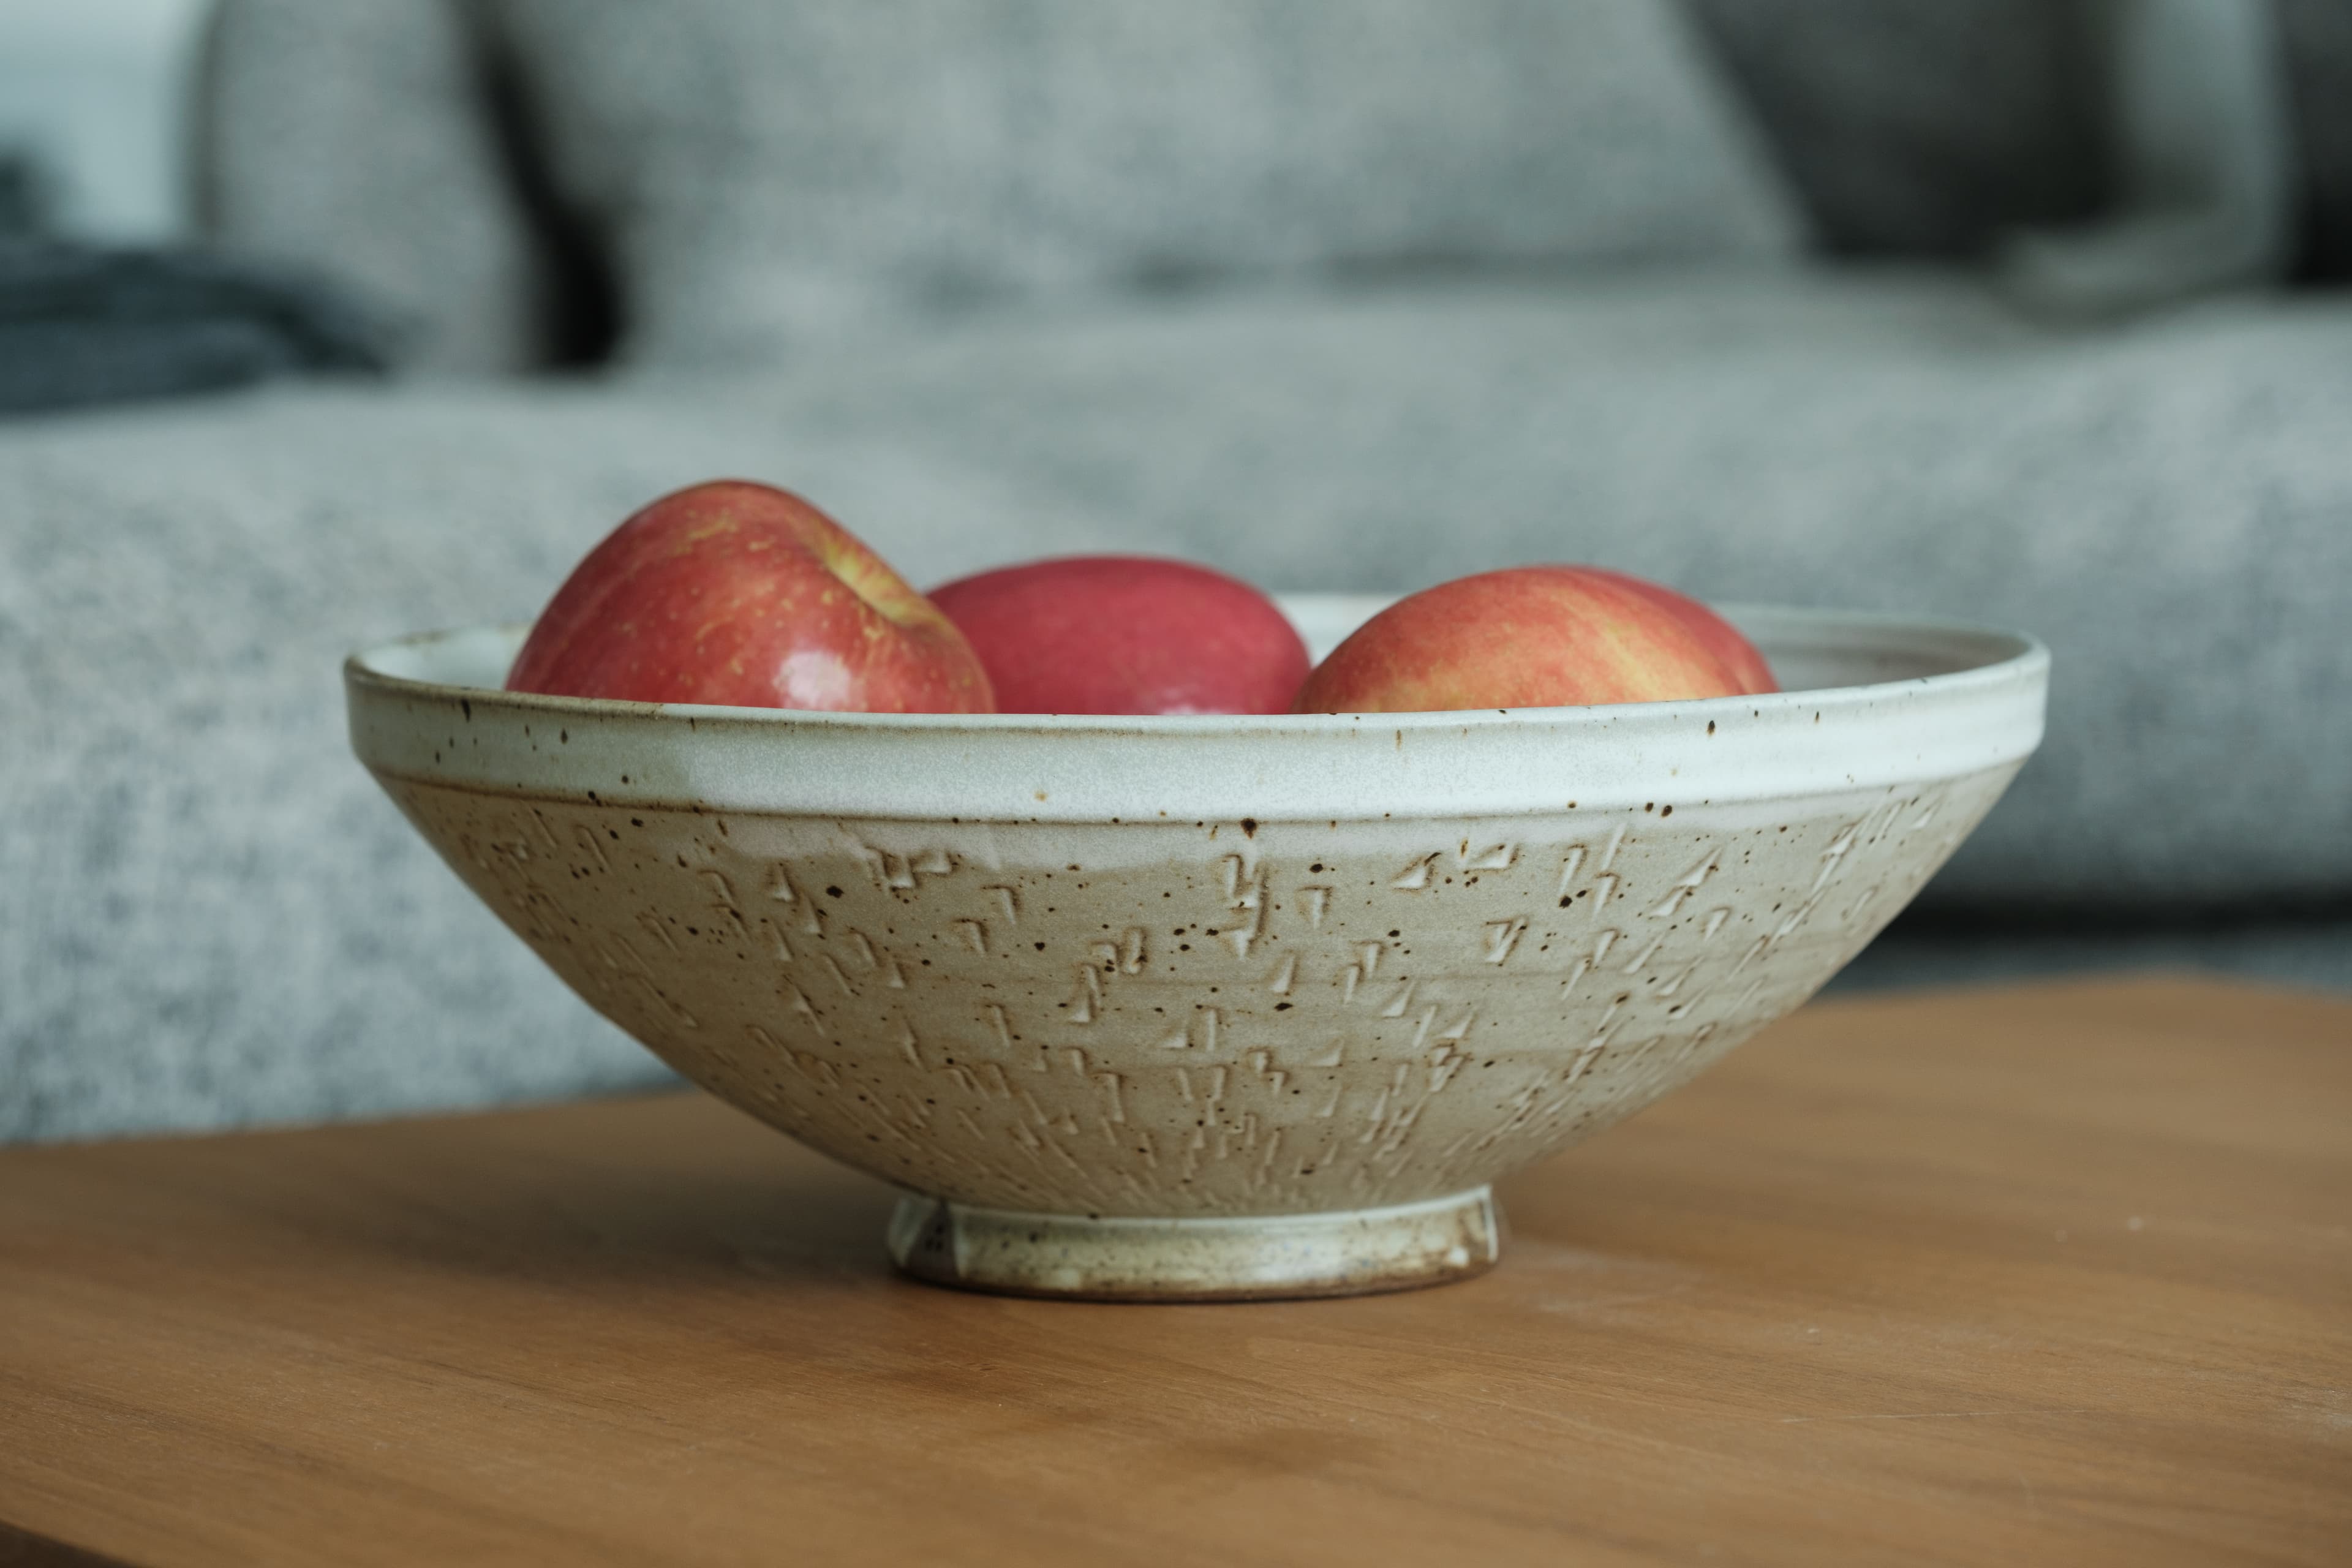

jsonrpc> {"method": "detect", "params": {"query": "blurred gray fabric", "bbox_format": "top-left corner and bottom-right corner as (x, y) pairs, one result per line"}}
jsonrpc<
(2277, 0), (2352, 279)
(6, 2), (2349, 1145)
(196, 0), (551, 372)
(6, 273), (2349, 1141)
(1681, 0), (2104, 257)
(0, 241), (394, 414)
(492, 0), (1804, 366)
(1687, 0), (2311, 314)
(2002, 0), (2298, 317)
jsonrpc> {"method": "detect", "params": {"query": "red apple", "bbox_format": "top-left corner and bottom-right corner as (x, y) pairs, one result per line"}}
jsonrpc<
(1586, 569), (1777, 695)
(507, 480), (994, 712)
(929, 556), (1310, 715)
(1291, 565), (1751, 714)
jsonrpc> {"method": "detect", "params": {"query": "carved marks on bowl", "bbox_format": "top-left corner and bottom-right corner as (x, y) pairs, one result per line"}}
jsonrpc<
(386, 772), (2012, 1217)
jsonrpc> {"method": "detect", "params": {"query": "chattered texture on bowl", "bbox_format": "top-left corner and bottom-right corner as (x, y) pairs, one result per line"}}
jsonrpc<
(374, 779), (2012, 1216)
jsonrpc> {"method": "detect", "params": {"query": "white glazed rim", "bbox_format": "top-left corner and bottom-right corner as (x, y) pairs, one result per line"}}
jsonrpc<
(346, 600), (2049, 821)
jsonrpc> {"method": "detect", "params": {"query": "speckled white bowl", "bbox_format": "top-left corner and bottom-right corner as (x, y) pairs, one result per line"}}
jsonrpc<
(347, 598), (2045, 1300)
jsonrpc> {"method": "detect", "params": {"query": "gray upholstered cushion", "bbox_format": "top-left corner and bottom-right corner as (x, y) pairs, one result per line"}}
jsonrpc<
(1691, 0), (2352, 285)
(197, 0), (551, 372)
(1682, 0), (2101, 256)
(6, 272), (2349, 1142)
(1998, 0), (2299, 318)
(493, 0), (1803, 366)
(2278, 0), (2352, 279)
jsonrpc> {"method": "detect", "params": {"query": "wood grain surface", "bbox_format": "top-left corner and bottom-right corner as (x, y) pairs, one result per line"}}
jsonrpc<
(1, 978), (2346, 1567)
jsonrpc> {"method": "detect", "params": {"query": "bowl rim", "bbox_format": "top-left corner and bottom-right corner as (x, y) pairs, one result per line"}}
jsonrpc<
(346, 599), (2047, 737)
(347, 601), (2048, 822)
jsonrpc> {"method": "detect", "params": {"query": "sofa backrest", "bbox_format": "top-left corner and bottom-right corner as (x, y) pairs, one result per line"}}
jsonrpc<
(488, 0), (1804, 368)
(196, 1), (2348, 372)
(196, 0), (559, 374)
(198, 0), (1803, 372)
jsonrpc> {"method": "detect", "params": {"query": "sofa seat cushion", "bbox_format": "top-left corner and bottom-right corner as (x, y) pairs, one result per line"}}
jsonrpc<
(6, 267), (2347, 1140)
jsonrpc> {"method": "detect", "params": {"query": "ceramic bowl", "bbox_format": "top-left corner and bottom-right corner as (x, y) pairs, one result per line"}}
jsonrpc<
(346, 598), (2046, 1300)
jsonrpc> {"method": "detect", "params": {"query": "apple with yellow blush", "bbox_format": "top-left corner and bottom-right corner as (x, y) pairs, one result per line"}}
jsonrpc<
(1291, 565), (1771, 714)
(507, 480), (993, 713)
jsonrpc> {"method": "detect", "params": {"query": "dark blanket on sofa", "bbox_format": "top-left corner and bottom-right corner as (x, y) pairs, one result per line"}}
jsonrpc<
(0, 242), (397, 417)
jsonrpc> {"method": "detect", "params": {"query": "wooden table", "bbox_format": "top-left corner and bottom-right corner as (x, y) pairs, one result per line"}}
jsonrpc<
(3, 978), (2346, 1566)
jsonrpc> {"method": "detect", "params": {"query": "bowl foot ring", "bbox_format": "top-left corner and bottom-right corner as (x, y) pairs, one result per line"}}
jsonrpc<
(886, 1187), (1501, 1302)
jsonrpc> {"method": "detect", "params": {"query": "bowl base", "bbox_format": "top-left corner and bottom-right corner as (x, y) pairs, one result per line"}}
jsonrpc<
(886, 1188), (1501, 1302)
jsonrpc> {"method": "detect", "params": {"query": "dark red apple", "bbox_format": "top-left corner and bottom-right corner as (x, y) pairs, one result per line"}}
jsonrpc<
(928, 556), (1309, 715)
(1291, 565), (1749, 714)
(507, 480), (993, 712)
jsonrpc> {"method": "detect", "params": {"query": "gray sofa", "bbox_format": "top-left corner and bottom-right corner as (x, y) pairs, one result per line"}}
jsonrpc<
(5, 0), (2348, 1145)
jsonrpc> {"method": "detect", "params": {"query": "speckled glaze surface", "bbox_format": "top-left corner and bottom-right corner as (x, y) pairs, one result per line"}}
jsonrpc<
(346, 599), (2046, 1300)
